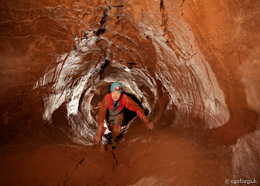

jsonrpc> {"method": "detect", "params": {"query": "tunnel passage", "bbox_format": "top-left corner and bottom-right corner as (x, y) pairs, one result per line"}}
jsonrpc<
(33, 1), (230, 145)
(1, 0), (260, 182)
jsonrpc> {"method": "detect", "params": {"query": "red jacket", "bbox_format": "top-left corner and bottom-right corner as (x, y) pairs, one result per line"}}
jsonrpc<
(98, 93), (148, 126)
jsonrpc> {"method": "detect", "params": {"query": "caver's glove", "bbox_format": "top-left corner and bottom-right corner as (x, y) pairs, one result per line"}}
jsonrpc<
(146, 122), (154, 130)
(94, 124), (105, 145)
(141, 116), (154, 130)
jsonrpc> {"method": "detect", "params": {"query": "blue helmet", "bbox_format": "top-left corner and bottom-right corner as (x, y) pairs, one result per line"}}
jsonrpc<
(110, 82), (123, 92)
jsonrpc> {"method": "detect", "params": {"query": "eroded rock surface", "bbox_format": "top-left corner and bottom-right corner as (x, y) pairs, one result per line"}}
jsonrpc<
(0, 0), (260, 184)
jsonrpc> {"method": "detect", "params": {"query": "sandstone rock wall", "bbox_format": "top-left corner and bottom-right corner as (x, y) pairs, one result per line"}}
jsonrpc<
(0, 0), (260, 179)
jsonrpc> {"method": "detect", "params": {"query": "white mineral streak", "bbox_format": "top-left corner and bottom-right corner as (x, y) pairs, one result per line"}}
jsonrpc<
(35, 36), (102, 144)
(37, 36), (98, 121)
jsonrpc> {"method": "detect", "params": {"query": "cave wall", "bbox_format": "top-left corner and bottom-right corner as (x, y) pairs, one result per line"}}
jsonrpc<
(1, 0), (259, 142)
(181, 0), (260, 178)
(182, 0), (260, 143)
(0, 0), (260, 178)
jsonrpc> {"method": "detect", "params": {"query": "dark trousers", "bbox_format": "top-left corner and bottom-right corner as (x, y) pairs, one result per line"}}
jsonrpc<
(108, 110), (123, 142)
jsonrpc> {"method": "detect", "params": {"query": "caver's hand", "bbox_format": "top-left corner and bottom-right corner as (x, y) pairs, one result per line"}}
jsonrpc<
(94, 124), (105, 145)
(141, 116), (154, 130)
(146, 122), (154, 130)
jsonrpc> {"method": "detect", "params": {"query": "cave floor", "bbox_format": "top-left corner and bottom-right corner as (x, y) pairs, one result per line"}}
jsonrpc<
(0, 122), (232, 186)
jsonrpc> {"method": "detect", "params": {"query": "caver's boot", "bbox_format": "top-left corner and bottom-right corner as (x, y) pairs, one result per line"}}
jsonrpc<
(111, 139), (118, 150)
(105, 140), (116, 151)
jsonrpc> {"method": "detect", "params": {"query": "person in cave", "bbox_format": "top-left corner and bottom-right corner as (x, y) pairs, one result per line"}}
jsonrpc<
(94, 82), (154, 149)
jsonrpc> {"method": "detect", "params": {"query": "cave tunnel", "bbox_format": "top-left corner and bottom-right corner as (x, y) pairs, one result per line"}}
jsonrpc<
(0, 0), (260, 185)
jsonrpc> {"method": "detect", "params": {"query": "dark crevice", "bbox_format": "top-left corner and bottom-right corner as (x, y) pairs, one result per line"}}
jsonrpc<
(95, 8), (109, 36)
(75, 157), (85, 169)
(100, 59), (110, 80)
(118, 60), (137, 69)
(100, 48), (110, 80)
(160, 0), (164, 10)
(159, 0), (187, 62)
(110, 151), (118, 165)
(100, 10), (108, 25)
(95, 28), (105, 36)
(180, 0), (186, 16)
(102, 59), (110, 70)
(112, 5), (124, 8)
(127, 62), (136, 69)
